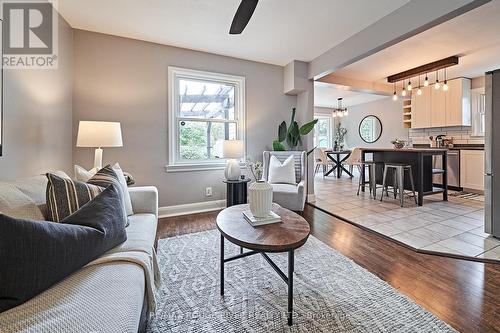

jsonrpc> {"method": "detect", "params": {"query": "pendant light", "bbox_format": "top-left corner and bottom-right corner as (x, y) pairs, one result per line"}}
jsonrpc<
(424, 73), (429, 87)
(392, 82), (398, 101)
(401, 82), (407, 97)
(443, 68), (449, 91)
(434, 70), (440, 90)
(417, 75), (422, 95)
(407, 79), (412, 91)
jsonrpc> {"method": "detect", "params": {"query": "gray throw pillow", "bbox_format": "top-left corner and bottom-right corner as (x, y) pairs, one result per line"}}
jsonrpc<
(0, 184), (127, 313)
(87, 165), (130, 226)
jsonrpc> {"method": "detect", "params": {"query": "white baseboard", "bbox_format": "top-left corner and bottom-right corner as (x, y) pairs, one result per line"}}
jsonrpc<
(307, 194), (316, 203)
(159, 199), (226, 218)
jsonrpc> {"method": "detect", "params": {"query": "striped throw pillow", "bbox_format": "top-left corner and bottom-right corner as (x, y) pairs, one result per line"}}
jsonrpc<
(46, 173), (104, 222)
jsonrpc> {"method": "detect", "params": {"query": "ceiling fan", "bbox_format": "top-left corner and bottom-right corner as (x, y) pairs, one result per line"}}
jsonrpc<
(229, 0), (259, 34)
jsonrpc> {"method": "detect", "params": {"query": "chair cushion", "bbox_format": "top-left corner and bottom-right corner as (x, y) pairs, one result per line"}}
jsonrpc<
(271, 183), (299, 194)
(0, 184), (127, 313)
(268, 155), (296, 185)
(46, 173), (104, 222)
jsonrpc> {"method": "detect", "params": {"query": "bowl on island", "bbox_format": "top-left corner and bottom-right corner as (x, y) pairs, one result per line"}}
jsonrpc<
(391, 139), (406, 149)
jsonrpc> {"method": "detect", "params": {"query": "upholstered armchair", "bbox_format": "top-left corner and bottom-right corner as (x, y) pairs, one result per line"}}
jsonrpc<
(262, 151), (307, 212)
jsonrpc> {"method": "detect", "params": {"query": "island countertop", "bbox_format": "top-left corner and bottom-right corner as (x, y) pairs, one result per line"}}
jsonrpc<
(360, 147), (448, 153)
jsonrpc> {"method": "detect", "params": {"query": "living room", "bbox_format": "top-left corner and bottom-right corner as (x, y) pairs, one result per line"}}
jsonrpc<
(0, 1), (499, 332)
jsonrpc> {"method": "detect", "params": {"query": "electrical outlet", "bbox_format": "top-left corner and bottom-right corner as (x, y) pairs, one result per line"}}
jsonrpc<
(205, 187), (213, 197)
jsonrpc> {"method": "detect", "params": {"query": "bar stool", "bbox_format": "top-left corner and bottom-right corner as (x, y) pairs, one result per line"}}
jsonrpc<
(380, 163), (417, 207)
(356, 161), (377, 198)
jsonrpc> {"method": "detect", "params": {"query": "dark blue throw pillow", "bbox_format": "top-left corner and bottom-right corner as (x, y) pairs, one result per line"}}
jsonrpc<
(0, 184), (127, 313)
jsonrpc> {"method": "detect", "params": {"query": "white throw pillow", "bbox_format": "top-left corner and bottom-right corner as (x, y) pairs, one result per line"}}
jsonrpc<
(268, 155), (296, 185)
(74, 163), (134, 216)
(74, 165), (95, 182)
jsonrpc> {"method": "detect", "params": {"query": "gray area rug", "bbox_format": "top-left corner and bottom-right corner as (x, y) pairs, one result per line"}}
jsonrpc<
(148, 230), (457, 332)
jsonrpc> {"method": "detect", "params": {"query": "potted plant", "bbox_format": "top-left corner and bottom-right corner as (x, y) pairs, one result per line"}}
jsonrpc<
(272, 108), (318, 154)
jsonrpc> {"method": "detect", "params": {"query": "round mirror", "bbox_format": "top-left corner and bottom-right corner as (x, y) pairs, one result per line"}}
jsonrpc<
(359, 115), (382, 143)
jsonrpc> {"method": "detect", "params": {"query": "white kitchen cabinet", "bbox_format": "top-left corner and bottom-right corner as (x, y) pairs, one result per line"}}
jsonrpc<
(431, 85), (446, 127)
(410, 78), (471, 128)
(460, 150), (485, 191)
(411, 86), (431, 128)
(445, 78), (471, 127)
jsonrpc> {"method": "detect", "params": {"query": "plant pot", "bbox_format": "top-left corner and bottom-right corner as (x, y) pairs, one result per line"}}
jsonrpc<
(249, 181), (273, 218)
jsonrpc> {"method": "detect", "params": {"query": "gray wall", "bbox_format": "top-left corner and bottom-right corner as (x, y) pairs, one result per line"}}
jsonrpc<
(340, 97), (407, 148)
(72, 30), (296, 207)
(0, 15), (73, 180)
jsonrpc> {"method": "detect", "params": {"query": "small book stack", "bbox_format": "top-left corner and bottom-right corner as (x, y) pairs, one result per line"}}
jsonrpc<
(243, 210), (282, 227)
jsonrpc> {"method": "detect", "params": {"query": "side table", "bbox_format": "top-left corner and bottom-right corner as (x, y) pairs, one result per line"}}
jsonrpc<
(223, 178), (251, 207)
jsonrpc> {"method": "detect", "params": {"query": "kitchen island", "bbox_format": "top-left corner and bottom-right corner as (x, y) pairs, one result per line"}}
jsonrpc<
(360, 148), (448, 206)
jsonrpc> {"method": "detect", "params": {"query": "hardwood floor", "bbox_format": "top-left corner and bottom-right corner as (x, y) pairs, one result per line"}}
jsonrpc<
(157, 204), (500, 333)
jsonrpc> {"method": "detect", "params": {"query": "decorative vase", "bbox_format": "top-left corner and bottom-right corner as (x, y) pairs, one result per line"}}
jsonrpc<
(249, 180), (273, 218)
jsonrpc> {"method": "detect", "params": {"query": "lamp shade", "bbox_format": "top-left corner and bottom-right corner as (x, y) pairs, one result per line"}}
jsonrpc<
(222, 140), (244, 159)
(76, 121), (123, 148)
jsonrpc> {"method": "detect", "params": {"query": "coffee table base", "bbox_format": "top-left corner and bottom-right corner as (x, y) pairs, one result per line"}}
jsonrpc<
(220, 235), (295, 326)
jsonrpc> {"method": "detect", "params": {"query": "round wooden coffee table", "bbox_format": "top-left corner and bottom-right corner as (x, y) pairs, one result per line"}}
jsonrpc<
(216, 203), (310, 326)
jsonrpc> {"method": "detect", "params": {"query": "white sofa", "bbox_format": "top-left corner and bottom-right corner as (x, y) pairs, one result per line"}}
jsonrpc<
(0, 173), (159, 333)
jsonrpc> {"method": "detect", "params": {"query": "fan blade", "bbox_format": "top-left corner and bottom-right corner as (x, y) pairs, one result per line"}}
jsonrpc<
(229, 0), (258, 34)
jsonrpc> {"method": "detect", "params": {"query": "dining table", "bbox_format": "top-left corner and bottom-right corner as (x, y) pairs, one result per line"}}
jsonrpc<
(324, 149), (353, 178)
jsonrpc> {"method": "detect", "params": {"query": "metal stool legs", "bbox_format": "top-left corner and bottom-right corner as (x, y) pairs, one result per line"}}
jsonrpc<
(380, 164), (417, 207)
(357, 163), (376, 198)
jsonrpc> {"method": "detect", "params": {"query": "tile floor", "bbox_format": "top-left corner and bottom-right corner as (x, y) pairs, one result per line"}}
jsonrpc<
(312, 170), (500, 262)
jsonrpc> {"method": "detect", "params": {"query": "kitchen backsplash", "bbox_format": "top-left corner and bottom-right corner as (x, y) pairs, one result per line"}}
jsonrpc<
(409, 126), (485, 145)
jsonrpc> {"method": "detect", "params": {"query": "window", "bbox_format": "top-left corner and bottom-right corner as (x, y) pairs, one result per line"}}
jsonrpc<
(167, 67), (245, 171)
(471, 88), (486, 137)
(313, 115), (332, 148)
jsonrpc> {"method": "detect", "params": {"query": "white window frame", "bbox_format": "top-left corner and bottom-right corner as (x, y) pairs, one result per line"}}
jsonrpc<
(166, 67), (246, 172)
(471, 87), (485, 137)
(314, 114), (332, 148)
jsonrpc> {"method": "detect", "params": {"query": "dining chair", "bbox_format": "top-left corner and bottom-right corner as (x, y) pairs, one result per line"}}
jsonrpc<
(315, 148), (334, 177)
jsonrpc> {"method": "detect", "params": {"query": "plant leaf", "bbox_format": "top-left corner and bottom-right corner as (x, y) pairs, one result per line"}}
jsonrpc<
(273, 140), (286, 151)
(288, 121), (300, 148)
(299, 119), (318, 135)
(278, 121), (287, 142)
(290, 107), (296, 125)
(306, 146), (317, 156)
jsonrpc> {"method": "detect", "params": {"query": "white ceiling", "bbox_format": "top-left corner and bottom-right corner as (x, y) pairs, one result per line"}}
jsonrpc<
(333, 0), (500, 83)
(314, 82), (387, 108)
(57, 0), (409, 66)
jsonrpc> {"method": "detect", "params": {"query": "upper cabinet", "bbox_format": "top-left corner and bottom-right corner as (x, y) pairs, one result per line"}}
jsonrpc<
(411, 78), (471, 129)
(411, 86), (431, 128)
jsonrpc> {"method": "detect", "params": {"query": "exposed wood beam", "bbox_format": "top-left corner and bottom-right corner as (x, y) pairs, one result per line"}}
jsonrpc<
(387, 56), (459, 83)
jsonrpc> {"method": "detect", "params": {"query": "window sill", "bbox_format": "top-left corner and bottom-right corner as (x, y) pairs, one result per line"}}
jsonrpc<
(165, 163), (245, 173)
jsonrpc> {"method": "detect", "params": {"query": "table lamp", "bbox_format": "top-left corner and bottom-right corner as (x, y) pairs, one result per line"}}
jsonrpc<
(223, 140), (244, 180)
(76, 121), (123, 171)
